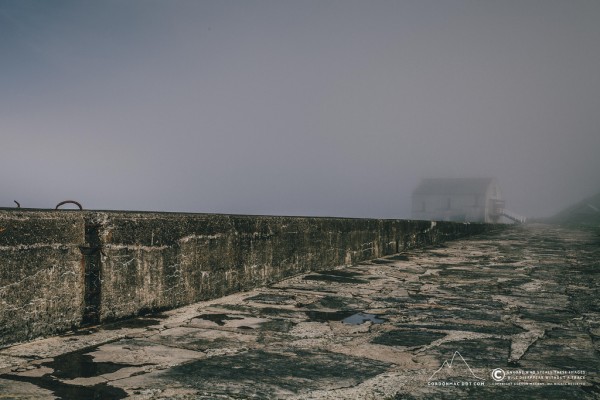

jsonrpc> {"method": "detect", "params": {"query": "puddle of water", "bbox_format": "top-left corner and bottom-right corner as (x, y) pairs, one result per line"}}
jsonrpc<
(305, 310), (385, 325)
(305, 310), (356, 322)
(0, 345), (140, 399)
(0, 374), (128, 400)
(44, 351), (131, 379)
(195, 314), (245, 326)
(342, 312), (386, 325)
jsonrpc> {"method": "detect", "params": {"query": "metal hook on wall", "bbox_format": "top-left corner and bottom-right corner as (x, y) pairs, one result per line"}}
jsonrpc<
(55, 200), (83, 210)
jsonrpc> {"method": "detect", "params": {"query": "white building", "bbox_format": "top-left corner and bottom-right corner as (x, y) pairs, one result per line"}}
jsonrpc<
(411, 178), (505, 223)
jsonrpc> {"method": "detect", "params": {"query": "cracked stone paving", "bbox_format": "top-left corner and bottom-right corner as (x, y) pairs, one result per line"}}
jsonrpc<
(0, 223), (599, 399)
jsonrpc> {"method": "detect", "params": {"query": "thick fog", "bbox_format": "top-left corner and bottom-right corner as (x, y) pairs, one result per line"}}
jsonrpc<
(1, 1), (599, 218)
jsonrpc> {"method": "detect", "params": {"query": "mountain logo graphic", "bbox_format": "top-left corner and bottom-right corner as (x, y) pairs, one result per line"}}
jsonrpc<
(428, 351), (485, 381)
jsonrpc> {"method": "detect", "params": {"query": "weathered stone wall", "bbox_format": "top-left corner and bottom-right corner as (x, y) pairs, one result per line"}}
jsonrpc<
(0, 210), (84, 347)
(0, 209), (497, 347)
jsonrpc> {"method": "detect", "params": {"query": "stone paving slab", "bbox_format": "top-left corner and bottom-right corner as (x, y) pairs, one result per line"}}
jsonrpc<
(0, 224), (599, 399)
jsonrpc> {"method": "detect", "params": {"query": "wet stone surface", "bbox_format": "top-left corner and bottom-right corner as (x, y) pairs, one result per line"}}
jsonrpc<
(303, 272), (369, 284)
(305, 310), (358, 322)
(0, 224), (599, 399)
(245, 293), (297, 305)
(0, 373), (129, 400)
(164, 349), (390, 398)
(194, 313), (246, 326)
(44, 348), (143, 379)
(342, 312), (386, 325)
(371, 329), (446, 347)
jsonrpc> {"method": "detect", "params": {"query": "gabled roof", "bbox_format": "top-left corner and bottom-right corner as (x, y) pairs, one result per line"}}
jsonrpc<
(413, 178), (495, 196)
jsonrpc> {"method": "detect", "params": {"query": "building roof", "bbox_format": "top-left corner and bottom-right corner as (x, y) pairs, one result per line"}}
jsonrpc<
(413, 178), (496, 196)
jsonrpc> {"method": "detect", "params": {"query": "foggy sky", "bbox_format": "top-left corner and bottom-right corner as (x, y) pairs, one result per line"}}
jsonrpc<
(1, 0), (599, 218)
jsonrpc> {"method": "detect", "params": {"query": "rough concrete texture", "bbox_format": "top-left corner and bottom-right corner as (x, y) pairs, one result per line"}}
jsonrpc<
(0, 223), (598, 399)
(0, 211), (84, 346)
(0, 209), (494, 347)
(97, 213), (490, 322)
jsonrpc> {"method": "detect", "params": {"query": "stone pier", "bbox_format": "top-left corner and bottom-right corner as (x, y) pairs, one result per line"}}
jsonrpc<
(0, 223), (598, 399)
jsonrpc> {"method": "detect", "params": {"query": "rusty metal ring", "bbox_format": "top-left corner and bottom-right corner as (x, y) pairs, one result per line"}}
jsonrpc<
(55, 200), (83, 210)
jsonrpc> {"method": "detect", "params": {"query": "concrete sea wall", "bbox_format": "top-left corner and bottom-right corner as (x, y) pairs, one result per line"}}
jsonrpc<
(0, 209), (497, 347)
